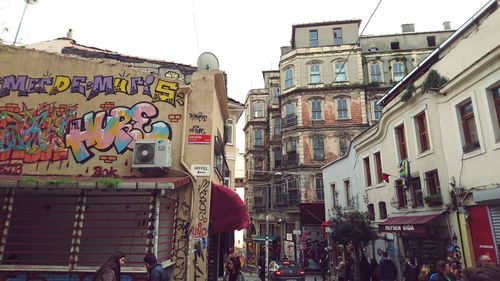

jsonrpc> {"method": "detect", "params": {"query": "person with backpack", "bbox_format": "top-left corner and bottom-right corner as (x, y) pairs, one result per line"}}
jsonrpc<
(144, 252), (170, 281)
(428, 260), (454, 281)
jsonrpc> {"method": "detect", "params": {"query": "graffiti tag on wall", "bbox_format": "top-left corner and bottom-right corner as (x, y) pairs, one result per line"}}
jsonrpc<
(197, 179), (209, 223)
(0, 74), (182, 107)
(0, 102), (76, 163)
(66, 102), (172, 163)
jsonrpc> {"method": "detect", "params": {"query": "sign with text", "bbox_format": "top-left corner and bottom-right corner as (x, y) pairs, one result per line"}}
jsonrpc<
(188, 134), (211, 144)
(191, 164), (211, 177)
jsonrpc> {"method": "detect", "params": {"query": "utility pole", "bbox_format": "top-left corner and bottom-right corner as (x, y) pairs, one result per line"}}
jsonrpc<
(13, 0), (38, 46)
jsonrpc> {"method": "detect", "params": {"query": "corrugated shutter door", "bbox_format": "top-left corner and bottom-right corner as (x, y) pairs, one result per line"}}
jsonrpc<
(488, 205), (500, 260)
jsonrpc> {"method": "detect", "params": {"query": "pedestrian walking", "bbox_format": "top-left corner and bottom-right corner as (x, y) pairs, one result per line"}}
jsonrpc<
(378, 252), (397, 281)
(403, 256), (419, 281)
(336, 256), (347, 281)
(92, 252), (126, 281)
(143, 252), (170, 281)
(429, 260), (454, 281)
(370, 258), (379, 281)
(359, 254), (371, 281)
(258, 254), (265, 281)
(476, 254), (492, 268)
(223, 256), (245, 281)
(463, 263), (500, 281)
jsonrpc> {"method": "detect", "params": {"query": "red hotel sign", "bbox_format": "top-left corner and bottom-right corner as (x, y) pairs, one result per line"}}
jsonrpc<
(188, 134), (211, 144)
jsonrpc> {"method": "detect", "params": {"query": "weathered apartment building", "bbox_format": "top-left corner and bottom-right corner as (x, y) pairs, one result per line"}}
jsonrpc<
(243, 19), (454, 270)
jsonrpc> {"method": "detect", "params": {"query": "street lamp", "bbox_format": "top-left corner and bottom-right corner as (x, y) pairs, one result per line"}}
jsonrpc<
(13, 0), (38, 46)
(265, 172), (282, 281)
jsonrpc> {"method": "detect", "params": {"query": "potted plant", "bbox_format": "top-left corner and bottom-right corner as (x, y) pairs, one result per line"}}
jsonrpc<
(424, 193), (443, 206)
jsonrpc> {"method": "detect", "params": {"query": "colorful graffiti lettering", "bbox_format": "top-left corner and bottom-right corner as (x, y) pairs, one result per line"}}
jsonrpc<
(0, 74), (181, 107)
(65, 102), (172, 164)
(172, 201), (190, 281)
(190, 222), (208, 238)
(0, 102), (76, 163)
(0, 162), (23, 175)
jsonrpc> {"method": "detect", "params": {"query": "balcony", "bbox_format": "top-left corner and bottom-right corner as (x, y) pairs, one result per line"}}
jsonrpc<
(423, 192), (443, 206)
(282, 115), (297, 128)
(272, 192), (300, 209)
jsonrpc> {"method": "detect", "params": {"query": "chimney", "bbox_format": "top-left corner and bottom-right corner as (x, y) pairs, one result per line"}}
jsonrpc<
(443, 21), (451, 30)
(66, 28), (73, 39)
(401, 23), (415, 33)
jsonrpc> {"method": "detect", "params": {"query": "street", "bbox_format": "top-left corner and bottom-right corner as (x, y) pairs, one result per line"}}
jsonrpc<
(242, 272), (323, 281)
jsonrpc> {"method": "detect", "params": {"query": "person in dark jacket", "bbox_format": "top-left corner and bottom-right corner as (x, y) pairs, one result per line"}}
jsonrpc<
(223, 257), (245, 281)
(429, 260), (454, 281)
(370, 258), (379, 281)
(258, 254), (265, 281)
(144, 252), (169, 281)
(378, 252), (397, 281)
(463, 263), (500, 281)
(93, 252), (126, 281)
(403, 256), (419, 281)
(359, 254), (371, 281)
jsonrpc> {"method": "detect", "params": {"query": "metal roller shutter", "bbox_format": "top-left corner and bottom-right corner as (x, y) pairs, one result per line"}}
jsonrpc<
(488, 205), (500, 260)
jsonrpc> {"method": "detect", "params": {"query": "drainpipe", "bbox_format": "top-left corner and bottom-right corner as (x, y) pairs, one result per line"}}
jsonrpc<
(180, 85), (197, 181)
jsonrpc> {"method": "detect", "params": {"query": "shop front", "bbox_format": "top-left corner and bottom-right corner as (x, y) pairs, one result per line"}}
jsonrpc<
(378, 211), (452, 266)
(472, 187), (500, 263)
(299, 203), (326, 271)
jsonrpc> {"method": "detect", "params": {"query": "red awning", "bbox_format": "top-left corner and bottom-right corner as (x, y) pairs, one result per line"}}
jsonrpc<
(378, 211), (444, 235)
(210, 182), (249, 233)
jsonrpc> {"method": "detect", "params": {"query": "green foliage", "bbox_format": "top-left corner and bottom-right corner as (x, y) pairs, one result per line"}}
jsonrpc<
(329, 200), (377, 247)
(19, 176), (37, 184)
(46, 179), (77, 185)
(97, 178), (122, 188)
(401, 83), (416, 102)
(422, 70), (448, 92)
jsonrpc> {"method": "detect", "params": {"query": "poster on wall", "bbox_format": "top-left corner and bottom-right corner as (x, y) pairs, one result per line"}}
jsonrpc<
(284, 240), (295, 261)
(300, 226), (326, 270)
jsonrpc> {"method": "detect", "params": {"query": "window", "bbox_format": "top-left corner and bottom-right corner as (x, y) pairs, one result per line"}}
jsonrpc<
(374, 152), (383, 184)
(285, 223), (295, 234)
(415, 112), (430, 153)
(253, 101), (265, 118)
(367, 204), (375, 221)
(339, 136), (349, 157)
(344, 179), (351, 207)
(392, 62), (405, 82)
(312, 136), (325, 160)
(273, 117), (281, 136)
(254, 130), (263, 146)
(458, 99), (480, 152)
(492, 86), (500, 137)
(283, 102), (297, 128)
(373, 100), (382, 120)
(284, 67), (294, 89)
(337, 98), (348, 120)
(370, 63), (382, 83)
(425, 169), (440, 195)
(311, 99), (322, 120)
(390, 42), (400, 50)
(333, 28), (343, 45)
(378, 202), (387, 219)
(330, 183), (338, 208)
(285, 139), (298, 164)
(410, 176), (424, 208)
(272, 87), (280, 104)
(310, 64), (321, 84)
(284, 102), (296, 116)
(273, 148), (282, 168)
(315, 174), (324, 200)
(395, 124), (408, 160)
(427, 36), (436, 47)
(363, 157), (372, 187)
(225, 119), (233, 145)
(395, 180), (408, 208)
(334, 62), (347, 82)
(309, 30), (318, 47)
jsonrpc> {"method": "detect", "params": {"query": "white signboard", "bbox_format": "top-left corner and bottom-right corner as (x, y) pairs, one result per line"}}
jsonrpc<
(292, 229), (301, 235)
(191, 164), (211, 176)
(286, 233), (293, 241)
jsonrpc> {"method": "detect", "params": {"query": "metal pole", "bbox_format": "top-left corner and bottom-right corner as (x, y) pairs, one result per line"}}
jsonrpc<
(13, 1), (30, 46)
(265, 179), (270, 281)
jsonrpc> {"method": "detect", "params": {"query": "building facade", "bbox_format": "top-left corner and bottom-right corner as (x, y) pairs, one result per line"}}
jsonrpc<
(244, 19), (455, 270)
(0, 44), (246, 281)
(323, 0), (499, 274)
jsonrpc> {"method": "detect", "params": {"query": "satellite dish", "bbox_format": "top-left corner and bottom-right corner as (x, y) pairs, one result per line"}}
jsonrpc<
(197, 52), (219, 71)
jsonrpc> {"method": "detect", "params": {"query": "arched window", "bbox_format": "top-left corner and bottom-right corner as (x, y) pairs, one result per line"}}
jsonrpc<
(378, 202), (387, 219)
(367, 204), (375, 221)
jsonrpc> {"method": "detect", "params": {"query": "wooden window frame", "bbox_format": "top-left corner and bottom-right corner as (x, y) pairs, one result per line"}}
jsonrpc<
(416, 112), (429, 153)
(374, 152), (383, 184)
(395, 124), (408, 160)
(363, 157), (372, 187)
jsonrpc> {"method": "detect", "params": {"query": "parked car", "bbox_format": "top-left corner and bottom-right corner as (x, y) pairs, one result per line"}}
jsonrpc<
(269, 261), (305, 281)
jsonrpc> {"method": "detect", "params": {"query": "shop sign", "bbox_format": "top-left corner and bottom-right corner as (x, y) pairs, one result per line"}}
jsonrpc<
(188, 134), (211, 144)
(382, 224), (417, 232)
(286, 233), (293, 241)
(292, 229), (301, 235)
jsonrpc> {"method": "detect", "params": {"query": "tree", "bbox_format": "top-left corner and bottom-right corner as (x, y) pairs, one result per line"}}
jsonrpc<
(329, 198), (377, 281)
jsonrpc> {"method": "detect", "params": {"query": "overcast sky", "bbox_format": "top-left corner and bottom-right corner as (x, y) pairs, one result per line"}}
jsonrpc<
(0, 0), (490, 151)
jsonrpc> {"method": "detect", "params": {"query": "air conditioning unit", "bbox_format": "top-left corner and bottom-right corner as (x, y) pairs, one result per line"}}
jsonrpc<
(132, 139), (172, 169)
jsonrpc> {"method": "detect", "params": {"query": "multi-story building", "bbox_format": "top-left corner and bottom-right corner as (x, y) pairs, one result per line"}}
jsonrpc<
(244, 19), (455, 270)
(323, 0), (499, 273)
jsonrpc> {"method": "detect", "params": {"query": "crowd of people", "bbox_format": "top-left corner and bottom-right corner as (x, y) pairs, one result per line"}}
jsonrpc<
(331, 251), (500, 281)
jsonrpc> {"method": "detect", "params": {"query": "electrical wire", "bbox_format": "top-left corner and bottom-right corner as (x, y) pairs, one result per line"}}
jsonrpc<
(330, 0), (383, 85)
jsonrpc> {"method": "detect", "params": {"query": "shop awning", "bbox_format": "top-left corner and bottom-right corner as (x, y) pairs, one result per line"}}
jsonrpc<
(210, 182), (249, 233)
(378, 211), (445, 235)
(473, 187), (500, 204)
(252, 235), (278, 243)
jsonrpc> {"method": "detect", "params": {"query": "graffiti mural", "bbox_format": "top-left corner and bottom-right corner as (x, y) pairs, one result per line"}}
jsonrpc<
(0, 162), (23, 175)
(0, 74), (181, 107)
(172, 201), (191, 281)
(188, 112), (207, 122)
(0, 272), (148, 281)
(197, 179), (209, 223)
(0, 102), (76, 163)
(65, 102), (172, 164)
